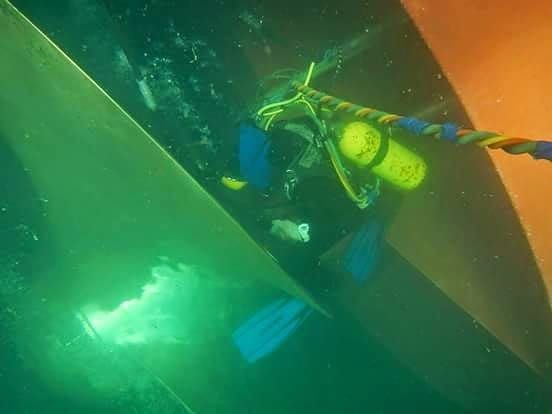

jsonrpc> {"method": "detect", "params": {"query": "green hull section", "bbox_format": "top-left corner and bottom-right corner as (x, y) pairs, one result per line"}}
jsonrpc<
(0, 1), (325, 411)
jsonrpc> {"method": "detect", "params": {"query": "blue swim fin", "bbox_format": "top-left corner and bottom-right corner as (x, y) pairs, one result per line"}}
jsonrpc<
(343, 219), (384, 284)
(232, 297), (313, 363)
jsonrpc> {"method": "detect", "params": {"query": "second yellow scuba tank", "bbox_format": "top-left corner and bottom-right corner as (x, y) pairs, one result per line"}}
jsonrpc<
(337, 121), (427, 191)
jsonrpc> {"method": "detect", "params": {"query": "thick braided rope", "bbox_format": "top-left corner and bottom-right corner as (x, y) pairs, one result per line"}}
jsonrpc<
(292, 81), (552, 161)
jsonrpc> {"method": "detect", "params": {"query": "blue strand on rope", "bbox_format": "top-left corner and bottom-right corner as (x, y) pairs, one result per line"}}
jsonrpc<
(395, 117), (430, 135)
(533, 141), (552, 161)
(441, 122), (459, 142)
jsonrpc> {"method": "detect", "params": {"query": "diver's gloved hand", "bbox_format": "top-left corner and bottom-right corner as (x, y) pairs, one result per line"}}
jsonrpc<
(269, 219), (310, 243)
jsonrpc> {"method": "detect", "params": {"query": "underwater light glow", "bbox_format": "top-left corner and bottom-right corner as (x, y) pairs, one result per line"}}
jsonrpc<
(83, 262), (196, 346)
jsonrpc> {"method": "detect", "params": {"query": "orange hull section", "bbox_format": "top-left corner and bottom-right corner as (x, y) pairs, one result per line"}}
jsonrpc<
(402, 0), (552, 297)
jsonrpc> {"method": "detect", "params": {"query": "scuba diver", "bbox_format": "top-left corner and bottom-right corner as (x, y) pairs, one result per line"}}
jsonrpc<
(210, 64), (428, 363)
(219, 111), (384, 288)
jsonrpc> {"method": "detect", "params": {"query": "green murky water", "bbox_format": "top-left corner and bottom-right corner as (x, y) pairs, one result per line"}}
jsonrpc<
(1, 1), (550, 413)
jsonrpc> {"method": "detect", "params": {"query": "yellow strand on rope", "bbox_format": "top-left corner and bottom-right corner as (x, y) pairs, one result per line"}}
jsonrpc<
(477, 135), (508, 147)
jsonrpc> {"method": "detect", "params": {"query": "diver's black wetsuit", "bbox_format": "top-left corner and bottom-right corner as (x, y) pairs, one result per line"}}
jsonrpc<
(212, 119), (399, 295)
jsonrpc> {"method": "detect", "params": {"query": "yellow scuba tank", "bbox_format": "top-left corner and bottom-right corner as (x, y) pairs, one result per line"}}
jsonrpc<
(337, 121), (427, 191)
